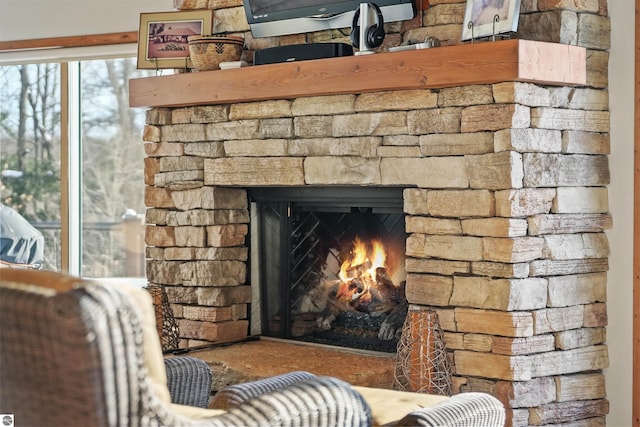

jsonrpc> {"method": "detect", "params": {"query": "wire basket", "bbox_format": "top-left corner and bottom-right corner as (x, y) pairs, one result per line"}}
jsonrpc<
(145, 285), (180, 352)
(394, 306), (452, 396)
(188, 35), (244, 71)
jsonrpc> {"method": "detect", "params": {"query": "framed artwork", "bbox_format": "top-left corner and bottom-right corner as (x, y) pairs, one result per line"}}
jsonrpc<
(137, 10), (213, 69)
(461, 0), (521, 41)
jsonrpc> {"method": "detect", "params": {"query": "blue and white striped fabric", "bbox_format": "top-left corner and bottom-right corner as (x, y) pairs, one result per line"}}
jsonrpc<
(210, 371), (317, 410)
(165, 356), (213, 408)
(208, 375), (372, 427)
(396, 392), (506, 427)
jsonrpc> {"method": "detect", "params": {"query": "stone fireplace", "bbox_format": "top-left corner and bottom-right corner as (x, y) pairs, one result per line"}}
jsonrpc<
(132, 1), (612, 425)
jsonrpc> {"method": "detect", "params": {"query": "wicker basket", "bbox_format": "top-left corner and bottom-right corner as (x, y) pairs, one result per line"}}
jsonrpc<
(188, 36), (244, 71)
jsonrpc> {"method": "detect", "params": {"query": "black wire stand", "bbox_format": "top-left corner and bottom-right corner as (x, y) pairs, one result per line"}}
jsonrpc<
(467, 14), (512, 43)
(146, 284), (180, 352)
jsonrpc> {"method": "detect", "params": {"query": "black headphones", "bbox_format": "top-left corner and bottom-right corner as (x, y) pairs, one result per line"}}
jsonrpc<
(350, 3), (385, 49)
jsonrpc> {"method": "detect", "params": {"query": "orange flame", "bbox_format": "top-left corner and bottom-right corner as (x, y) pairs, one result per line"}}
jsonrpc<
(339, 237), (387, 284)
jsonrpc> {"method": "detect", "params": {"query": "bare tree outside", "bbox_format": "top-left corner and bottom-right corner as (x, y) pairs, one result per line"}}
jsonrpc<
(0, 58), (153, 276)
(81, 59), (147, 220)
(79, 59), (151, 277)
(1, 64), (60, 219)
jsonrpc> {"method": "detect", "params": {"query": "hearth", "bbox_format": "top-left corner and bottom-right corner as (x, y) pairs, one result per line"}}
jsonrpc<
(249, 187), (407, 353)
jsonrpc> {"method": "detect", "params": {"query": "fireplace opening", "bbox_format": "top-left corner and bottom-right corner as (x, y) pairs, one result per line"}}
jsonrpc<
(249, 187), (407, 353)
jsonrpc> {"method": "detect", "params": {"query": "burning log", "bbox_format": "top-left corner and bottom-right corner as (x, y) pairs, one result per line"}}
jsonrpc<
(335, 279), (365, 302)
(378, 295), (408, 340)
(343, 260), (372, 280)
(316, 276), (406, 338)
(317, 280), (355, 330)
(375, 267), (402, 302)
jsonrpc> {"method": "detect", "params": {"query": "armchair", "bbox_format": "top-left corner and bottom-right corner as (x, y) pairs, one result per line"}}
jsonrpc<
(0, 269), (371, 427)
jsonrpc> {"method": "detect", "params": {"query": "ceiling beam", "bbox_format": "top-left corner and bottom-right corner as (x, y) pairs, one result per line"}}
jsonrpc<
(0, 31), (138, 52)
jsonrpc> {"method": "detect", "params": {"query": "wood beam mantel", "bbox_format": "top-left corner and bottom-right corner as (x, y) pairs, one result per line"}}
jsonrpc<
(129, 39), (586, 108)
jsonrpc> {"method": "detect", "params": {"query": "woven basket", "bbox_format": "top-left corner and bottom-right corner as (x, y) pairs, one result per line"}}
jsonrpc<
(188, 36), (244, 71)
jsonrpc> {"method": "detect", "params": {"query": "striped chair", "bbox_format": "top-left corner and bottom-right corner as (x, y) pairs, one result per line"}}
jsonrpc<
(0, 269), (372, 427)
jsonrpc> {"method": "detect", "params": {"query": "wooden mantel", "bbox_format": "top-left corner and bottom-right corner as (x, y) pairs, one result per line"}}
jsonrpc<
(129, 39), (585, 108)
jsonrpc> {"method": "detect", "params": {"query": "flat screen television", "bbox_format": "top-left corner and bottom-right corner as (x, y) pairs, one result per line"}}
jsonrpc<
(243, 0), (416, 38)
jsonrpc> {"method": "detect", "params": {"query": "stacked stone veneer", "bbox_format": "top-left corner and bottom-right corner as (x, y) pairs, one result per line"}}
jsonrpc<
(142, 1), (612, 425)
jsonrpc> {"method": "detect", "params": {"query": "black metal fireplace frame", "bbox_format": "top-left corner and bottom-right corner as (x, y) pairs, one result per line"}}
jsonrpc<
(248, 187), (406, 352)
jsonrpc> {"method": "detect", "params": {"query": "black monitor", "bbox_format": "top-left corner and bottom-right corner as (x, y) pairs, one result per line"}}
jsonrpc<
(243, 0), (416, 38)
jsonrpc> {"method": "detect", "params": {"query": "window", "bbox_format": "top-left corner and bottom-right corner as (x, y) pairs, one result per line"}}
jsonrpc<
(0, 58), (154, 278)
(1, 63), (62, 270)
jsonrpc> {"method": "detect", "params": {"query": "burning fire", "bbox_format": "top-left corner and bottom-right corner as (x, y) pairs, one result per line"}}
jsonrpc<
(292, 234), (407, 340)
(339, 237), (386, 283)
(335, 237), (396, 307)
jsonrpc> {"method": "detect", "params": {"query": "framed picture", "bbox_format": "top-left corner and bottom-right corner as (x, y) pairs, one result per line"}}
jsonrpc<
(461, 0), (521, 41)
(137, 10), (213, 69)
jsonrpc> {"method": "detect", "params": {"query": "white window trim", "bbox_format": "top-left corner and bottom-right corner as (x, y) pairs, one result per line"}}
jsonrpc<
(0, 44), (139, 66)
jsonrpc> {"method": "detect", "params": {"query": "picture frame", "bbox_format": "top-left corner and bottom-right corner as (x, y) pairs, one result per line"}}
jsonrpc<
(137, 10), (214, 69)
(461, 0), (521, 41)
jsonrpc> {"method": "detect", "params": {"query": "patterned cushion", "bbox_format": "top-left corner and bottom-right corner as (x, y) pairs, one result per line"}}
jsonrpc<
(395, 392), (506, 427)
(164, 356), (213, 408)
(209, 376), (372, 427)
(210, 371), (317, 410)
